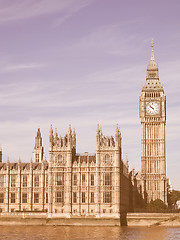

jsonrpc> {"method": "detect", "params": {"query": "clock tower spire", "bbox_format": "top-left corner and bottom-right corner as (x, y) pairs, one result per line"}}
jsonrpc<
(139, 40), (167, 204)
(149, 39), (156, 64)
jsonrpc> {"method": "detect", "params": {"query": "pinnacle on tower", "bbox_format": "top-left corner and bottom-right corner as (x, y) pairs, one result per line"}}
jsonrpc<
(68, 124), (72, 135)
(35, 128), (42, 148)
(125, 154), (129, 169)
(33, 128), (44, 163)
(50, 124), (53, 133)
(96, 123), (100, 134)
(72, 128), (76, 136)
(115, 124), (121, 147)
(145, 39), (160, 82)
(49, 124), (53, 143)
(147, 38), (158, 70)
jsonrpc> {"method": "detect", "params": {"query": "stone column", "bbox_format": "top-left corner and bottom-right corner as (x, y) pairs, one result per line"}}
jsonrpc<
(48, 159), (53, 213)
(18, 160), (21, 211)
(30, 160), (33, 211)
(5, 160), (10, 212)
(65, 150), (72, 216)
(96, 150), (100, 216)
(115, 149), (120, 215)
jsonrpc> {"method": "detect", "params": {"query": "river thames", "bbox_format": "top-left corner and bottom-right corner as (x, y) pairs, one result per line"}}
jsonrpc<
(0, 226), (179, 240)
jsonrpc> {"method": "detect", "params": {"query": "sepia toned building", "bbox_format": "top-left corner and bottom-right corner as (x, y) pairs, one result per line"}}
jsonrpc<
(0, 125), (135, 216)
(139, 40), (167, 204)
(0, 41), (168, 216)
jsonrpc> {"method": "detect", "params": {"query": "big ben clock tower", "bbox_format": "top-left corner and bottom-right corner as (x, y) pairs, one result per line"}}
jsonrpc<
(139, 40), (167, 204)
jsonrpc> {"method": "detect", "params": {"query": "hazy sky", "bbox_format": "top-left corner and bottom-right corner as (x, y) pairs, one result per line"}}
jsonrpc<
(0, 0), (180, 189)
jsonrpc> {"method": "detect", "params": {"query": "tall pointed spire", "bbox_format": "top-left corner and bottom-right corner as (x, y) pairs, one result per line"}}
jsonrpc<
(147, 38), (158, 69)
(150, 39), (155, 61)
(33, 128), (44, 163)
(145, 39), (161, 83)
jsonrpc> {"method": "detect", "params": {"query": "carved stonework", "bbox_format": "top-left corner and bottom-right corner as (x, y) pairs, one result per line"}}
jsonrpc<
(139, 40), (167, 204)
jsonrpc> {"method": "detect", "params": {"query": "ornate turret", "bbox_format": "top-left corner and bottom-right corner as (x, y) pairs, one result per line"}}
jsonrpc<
(142, 39), (163, 92)
(115, 124), (121, 148)
(96, 125), (121, 150)
(68, 124), (72, 147)
(33, 128), (44, 163)
(72, 128), (76, 148)
(96, 124), (100, 148)
(49, 126), (76, 151)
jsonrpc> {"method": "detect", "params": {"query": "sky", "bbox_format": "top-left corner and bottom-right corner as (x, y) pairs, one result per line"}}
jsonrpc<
(0, 0), (180, 189)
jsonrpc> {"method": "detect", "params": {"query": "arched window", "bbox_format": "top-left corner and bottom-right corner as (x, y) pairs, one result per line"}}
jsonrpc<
(58, 154), (63, 163)
(105, 154), (110, 162)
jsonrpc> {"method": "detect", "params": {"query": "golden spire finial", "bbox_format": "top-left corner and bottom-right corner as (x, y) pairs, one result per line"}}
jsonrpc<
(150, 38), (155, 61)
(151, 38), (154, 48)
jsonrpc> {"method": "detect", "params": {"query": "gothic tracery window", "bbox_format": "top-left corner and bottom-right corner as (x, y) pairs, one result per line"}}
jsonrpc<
(103, 191), (111, 203)
(56, 191), (63, 203)
(58, 154), (63, 163)
(73, 192), (77, 203)
(90, 174), (94, 186)
(82, 192), (85, 203)
(105, 154), (110, 162)
(0, 193), (4, 203)
(73, 174), (77, 186)
(11, 193), (16, 203)
(56, 173), (63, 186)
(22, 193), (27, 203)
(90, 192), (94, 203)
(22, 175), (27, 187)
(82, 174), (85, 186)
(34, 193), (39, 203)
(104, 173), (111, 186)
(11, 175), (16, 187)
(34, 175), (39, 187)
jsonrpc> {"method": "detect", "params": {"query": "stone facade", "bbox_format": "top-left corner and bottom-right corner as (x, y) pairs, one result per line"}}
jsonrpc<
(0, 41), (168, 216)
(139, 40), (167, 204)
(0, 125), (134, 216)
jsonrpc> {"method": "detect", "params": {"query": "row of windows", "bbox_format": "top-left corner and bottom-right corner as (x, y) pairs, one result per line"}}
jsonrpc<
(0, 175), (48, 188)
(72, 192), (93, 203)
(72, 191), (111, 204)
(0, 191), (112, 204)
(73, 173), (94, 186)
(56, 154), (111, 163)
(145, 92), (160, 98)
(72, 173), (111, 186)
(0, 193), (48, 204)
(50, 173), (111, 186)
(0, 173), (112, 187)
(56, 173), (95, 186)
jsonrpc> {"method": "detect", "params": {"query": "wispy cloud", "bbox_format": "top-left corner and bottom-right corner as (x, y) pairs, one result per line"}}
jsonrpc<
(53, 0), (94, 27)
(0, 0), (93, 24)
(2, 63), (45, 72)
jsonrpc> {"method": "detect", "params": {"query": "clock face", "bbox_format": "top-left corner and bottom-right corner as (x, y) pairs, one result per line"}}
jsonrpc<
(146, 102), (160, 115)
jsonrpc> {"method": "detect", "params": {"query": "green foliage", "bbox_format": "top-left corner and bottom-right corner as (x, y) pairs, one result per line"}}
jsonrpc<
(168, 190), (180, 207)
(147, 199), (168, 213)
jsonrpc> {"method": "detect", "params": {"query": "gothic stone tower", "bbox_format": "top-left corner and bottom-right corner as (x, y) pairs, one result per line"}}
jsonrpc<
(33, 128), (44, 163)
(139, 40), (167, 204)
(48, 125), (76, 215)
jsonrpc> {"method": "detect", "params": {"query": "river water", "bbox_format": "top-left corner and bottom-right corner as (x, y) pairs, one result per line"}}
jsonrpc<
(0, 226), (179, 240)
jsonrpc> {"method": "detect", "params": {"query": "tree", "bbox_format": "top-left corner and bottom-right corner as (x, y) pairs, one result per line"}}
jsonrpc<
(168, 190), (180, 209)
(147, 199), (168, 212)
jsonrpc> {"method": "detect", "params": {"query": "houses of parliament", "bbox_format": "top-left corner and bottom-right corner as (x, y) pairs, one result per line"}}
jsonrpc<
(0, 42), (168, 216)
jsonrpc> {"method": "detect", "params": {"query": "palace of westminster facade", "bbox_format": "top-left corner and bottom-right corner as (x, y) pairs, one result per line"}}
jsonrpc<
(0, 42), (168, 216)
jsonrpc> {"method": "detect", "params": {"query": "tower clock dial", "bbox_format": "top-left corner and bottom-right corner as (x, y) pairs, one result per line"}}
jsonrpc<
(146, 102), (159, 115)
